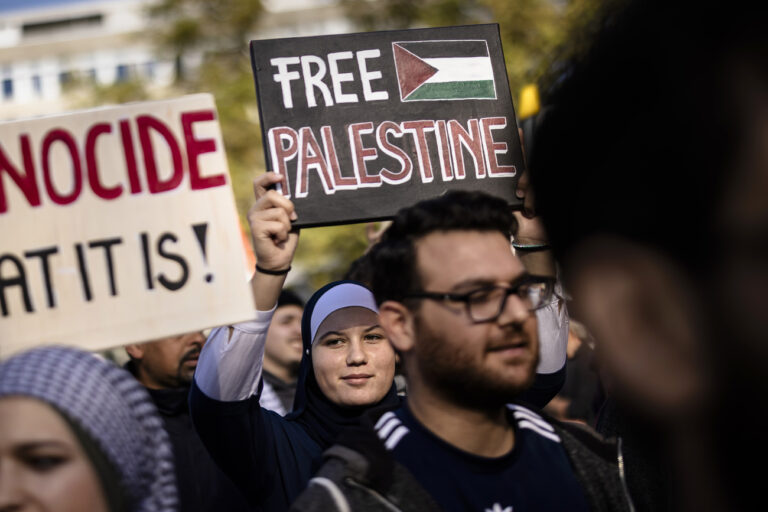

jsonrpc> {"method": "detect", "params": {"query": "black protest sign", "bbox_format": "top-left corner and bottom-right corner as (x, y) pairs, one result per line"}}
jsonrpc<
(250, 24), (523, 227)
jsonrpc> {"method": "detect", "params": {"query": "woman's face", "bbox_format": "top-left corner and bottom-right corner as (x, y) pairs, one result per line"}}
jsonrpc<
(312, 306), (396, 407)
(0, 397), (109, 512)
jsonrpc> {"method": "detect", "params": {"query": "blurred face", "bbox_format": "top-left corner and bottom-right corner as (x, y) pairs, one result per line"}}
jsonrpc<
(263, 305), (303, 380)
(564, 241), (706, 419)
(130, 331), (205, 389)
(0, 397), (109, 512)
(717, 97), (768, 357)
(312, 307), (396, 407)
(409, 231), (539, 408)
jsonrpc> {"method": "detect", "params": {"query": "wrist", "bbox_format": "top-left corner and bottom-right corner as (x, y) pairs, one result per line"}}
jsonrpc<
(255, 264), (291, 275)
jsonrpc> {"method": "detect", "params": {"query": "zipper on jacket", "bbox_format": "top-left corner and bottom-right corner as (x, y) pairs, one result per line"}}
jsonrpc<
(617, 437), (637, 512)
(344, 477), (404, 512)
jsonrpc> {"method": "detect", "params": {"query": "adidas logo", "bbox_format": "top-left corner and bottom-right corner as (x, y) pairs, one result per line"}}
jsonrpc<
(375, 411), (410, 450)
(507, 404), (561, 443)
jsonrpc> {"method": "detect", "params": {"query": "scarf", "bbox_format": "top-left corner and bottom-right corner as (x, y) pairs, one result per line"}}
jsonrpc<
(285, 280), (400, 447)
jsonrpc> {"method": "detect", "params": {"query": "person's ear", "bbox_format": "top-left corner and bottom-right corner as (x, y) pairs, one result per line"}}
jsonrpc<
(379, 300), (416, 354)
(124, 344), (145, 360)
(566, 237), (708, 422)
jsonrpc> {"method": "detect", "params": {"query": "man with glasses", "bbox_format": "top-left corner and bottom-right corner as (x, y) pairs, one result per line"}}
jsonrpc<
(289, 191), (632, 512)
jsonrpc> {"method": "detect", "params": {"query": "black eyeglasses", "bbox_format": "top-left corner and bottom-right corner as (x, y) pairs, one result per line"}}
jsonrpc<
(404, 276), (555, 323)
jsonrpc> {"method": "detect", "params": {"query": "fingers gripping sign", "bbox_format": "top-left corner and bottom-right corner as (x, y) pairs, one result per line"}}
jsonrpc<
(249, 173), (299, 271)
(514, 127), (536, 218)
(511, 130), (553, 277)
(248, 173), (300, 310)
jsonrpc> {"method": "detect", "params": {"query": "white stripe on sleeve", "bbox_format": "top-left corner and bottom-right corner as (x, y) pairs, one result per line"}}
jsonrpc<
(517, 420), (562, 443)
(377, 417), (402, 439)
(384, 425), (410, 450)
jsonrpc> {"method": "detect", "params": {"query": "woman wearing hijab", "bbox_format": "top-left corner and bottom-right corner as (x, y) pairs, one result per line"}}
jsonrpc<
(190, 173), (567, 511)
(190, 174), (398, 512)
(0, 346), (177, 512)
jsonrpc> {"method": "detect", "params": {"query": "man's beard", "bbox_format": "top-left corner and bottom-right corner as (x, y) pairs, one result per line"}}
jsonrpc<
(412, 317), (539, 410)
(175, 347), (202, 386)
(286, 359), (301, 379)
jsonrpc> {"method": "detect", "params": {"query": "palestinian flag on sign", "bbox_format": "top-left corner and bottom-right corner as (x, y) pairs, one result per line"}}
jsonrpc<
(392, 40), (496, 102)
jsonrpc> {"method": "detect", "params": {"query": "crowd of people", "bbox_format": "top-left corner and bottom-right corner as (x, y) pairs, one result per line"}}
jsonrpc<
(1, 0), (766, 511)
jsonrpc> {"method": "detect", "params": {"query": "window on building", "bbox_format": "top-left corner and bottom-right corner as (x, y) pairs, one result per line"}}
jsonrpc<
(116, 64), (129, 82)
(32, 75), (42, 95)
(2, 78), (12, 100)
(59, 71), (72, 87)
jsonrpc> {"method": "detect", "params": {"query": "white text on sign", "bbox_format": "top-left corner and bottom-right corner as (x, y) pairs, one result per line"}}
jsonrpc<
(270, 50), (389, 108)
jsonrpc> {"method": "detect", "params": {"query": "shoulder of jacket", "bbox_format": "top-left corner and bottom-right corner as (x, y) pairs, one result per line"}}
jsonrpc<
(553, 420), (617, 458)
(508, 403), (617, 459)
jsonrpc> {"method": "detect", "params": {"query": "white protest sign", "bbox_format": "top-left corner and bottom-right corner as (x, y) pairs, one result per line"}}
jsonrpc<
(0, 94), (254, 358)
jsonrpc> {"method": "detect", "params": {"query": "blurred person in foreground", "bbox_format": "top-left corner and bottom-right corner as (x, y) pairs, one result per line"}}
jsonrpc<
(290, 191), (633, 512)
(259, 289), (305, 415)
(530, 0), (768, 510)
(0, 346), (177, 512)
(125, 333), (250, 512)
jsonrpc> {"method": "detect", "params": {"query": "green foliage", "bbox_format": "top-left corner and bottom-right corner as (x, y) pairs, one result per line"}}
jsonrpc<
(489, 0), (563, 88)
(341, 0), (605, 99)
(341, 0), (483, 30)
(294, 223), (371, 290)
(147, 0), (263, 55)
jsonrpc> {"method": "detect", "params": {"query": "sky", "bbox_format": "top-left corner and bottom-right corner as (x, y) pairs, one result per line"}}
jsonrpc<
(0, 0), (123, 14)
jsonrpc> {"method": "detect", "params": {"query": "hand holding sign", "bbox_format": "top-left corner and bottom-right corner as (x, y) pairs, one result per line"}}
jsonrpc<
(514, 127), (536, 219)
(248, 173), (299, 273)
(247, 173), (299, 311)
(512, 157), (555, 277)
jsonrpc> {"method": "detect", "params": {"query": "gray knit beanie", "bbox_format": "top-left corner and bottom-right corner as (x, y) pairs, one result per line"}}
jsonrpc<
(0, 346), (178, 512)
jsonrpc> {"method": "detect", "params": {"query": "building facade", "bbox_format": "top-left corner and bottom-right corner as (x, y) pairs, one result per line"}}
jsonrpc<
(0, 0), (353, 121)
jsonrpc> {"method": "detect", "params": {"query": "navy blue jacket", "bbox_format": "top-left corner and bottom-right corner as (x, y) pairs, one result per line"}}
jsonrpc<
(189, 281), (565, 512)
(189, 368), (563, 512)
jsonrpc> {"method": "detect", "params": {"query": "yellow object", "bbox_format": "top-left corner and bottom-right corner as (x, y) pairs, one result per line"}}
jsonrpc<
(518, 84), (541, 119)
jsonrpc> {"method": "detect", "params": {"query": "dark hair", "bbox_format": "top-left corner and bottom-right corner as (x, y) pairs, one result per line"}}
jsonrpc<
(343, 250), (375, 287)
(277, 288), (305, 309)
(530, 0), (767, 276)
(530, 2), (768, 509)
(370, 190), (514, 305)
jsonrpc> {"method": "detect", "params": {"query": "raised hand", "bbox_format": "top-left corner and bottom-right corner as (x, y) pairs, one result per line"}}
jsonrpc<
(247, 173), (299, 310)
(248, 173), (299, 272)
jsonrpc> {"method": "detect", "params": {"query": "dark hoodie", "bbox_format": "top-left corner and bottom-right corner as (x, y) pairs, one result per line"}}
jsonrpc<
(190, 281), (400, 512)
(126, 361), (251, 512)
